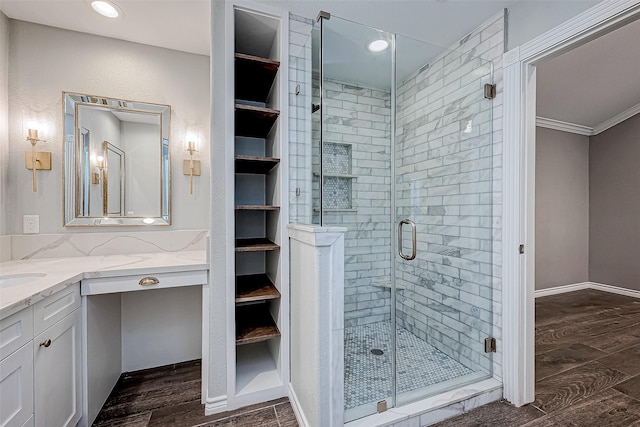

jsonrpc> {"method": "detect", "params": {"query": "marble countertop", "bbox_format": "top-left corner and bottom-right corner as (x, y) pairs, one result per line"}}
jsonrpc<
(0, 251), (207, 320)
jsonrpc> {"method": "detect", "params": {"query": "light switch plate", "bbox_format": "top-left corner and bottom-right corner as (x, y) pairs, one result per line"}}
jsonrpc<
(23, 215), (40, 234)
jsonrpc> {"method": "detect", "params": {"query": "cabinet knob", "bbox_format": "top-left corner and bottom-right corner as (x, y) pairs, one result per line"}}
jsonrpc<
(40, 339), (52, 348)
(139, 276), (160, 286)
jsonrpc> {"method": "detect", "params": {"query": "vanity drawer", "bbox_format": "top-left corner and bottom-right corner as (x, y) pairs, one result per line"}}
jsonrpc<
(33, 284), (81, 336)
(81, 270), (207, 296)
(0, 307), (33, 361)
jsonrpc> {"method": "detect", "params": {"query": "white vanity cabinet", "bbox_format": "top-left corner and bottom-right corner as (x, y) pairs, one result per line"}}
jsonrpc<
(0, 283), (81, 427)
(33, 309), (82, 427)
(0, 310), (34, 427)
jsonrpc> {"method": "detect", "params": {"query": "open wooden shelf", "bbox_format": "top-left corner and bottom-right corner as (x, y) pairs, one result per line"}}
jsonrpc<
(235, 155), (280, 174)
(235, 205), (280, 211)
(235, 238), (279, 252)
(235, 104), (279, 138)
(236, 274), (281, 303)
(236, 303), (280, 345)
(235, 53), (280, 103)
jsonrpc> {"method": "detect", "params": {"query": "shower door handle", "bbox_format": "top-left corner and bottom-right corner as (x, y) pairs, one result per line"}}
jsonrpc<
(398, 219), (416, 261)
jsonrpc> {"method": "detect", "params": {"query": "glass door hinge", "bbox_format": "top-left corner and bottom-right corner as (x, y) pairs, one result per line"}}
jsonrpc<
(485, 337), (497, 353)
(484, 83), (497, 99)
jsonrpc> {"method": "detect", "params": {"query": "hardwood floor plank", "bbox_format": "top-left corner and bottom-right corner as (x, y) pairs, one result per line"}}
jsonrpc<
(203, 408), (280, 427)
(615, 300), (640, 317)
(274, 402), (298, 427)
(523, 389), (640, 427)
(93, 411), (152, 427)
(614, 374), (640, 401)
(535, 343), (607, 381)
(94, 379), (201, 422)
(148, 397), (290, 426)
(598, 344), (640, 377)
(534, 361), (628, 413)
(430, 400), (545, 426)
(535, 313), (639, 354)
(582, 324), (640, 353)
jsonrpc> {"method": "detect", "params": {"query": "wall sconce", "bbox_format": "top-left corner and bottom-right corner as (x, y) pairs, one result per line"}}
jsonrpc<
(183, 139), (201, 195)
(24, 125), (51, 192)
(96, 155), (105, 179)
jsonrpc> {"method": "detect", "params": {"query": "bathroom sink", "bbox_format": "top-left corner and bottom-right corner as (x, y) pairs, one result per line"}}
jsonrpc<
(0, 273), (47, 289)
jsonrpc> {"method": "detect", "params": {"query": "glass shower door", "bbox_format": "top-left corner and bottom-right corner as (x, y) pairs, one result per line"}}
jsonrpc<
(393, 35), (495, 406)
(316, 15), (396, 422)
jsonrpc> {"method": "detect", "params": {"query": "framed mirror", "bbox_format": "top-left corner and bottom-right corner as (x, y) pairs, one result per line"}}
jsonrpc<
(63, 92), (171, 226)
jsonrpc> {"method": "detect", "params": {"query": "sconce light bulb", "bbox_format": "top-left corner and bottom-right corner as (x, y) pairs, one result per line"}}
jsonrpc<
(28, 129), (39, 140)
(187, 141), (196, 152)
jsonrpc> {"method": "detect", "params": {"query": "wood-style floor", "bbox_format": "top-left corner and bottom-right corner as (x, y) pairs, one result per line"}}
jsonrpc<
(434, 289), (640, 426)
(94, 289), (639, 426)
(92, 360), (297, 426)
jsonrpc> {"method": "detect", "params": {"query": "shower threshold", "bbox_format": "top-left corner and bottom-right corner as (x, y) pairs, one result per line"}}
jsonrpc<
(344, 376), (502, 427)
(345, 371), (489, 423)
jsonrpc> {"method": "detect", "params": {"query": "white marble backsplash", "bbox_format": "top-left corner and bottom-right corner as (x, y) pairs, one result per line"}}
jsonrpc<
(8, 229), (208, 260)
(0, 236), (11, 262)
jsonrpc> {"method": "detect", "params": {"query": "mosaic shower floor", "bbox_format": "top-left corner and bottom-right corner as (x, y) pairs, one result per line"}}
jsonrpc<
(344, 321), (474, 410)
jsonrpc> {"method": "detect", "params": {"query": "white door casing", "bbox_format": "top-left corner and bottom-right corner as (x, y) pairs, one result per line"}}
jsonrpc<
(501, 0), (640, 407)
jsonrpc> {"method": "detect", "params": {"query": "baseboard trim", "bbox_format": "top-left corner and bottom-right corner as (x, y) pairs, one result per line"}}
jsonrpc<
(535, 282), (640, 299)
(204, 395), (228, 415)
(590, 282), (640, 299)
(288, 383), (310, 427)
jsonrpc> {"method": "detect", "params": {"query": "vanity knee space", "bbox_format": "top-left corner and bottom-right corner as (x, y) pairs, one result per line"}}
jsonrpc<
(0, 283), (82, 427)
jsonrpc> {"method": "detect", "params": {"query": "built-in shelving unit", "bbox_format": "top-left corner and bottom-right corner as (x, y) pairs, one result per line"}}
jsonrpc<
(228, 6), (288, 408)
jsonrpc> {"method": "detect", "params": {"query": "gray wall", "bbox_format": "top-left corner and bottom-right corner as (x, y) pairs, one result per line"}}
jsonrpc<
(589, 114), (640, 290)
(0, 11), (8, 237)
(535, 127), (590, 290)
(7, 20), (210, 234)
(506, 1), (600, 50)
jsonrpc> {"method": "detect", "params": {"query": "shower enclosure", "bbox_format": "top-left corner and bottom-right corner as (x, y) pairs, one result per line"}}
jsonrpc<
(309, 14), (497, 422)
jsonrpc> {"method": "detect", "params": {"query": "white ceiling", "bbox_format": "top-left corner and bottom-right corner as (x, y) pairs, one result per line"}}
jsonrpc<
(0, 0), (211, 56)
(536, 17), (640, 128)
(0, 0), (523, 59)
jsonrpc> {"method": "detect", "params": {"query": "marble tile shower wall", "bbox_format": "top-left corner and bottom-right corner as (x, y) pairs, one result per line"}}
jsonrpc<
(288, 14), (314, 225)
(318, 79), (394, 327)
(394, 11), (505, 374)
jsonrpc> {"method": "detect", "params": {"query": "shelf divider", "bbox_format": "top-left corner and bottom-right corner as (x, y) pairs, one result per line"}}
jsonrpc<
(235, 238), (279, 252)
(236, 303), (281, 345)
(235, 205), (280, 211)
(235, 104), (279, 138)
(235, 53), (280, 103)
(235, 155), (280, 174)
(236, 274), (281, 303)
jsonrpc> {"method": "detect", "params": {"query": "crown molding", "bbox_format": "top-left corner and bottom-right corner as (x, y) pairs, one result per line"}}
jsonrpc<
(537, 102), (640, 137)
(592, 102), (640, 135)
(535, 117), (593, 136)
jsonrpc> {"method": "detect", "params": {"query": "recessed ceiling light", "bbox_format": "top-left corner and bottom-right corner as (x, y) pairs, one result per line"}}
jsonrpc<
(368, 39), (389, 53)
(91, 0), (120, 18)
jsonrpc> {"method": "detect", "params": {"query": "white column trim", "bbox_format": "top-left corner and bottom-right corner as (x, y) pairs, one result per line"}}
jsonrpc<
(502, 0), (640, 408)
